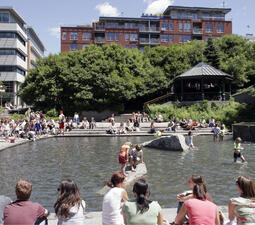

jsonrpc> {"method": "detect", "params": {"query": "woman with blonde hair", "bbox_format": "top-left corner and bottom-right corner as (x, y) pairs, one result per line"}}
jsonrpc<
(229, 176), (255, 224)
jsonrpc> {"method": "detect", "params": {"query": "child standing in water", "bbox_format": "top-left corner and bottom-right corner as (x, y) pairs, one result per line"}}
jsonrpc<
(234, 137), (246, 163)
(219, 125), (225, 142)
(119, 142), (132, 175)
(187, 131), (195, 149)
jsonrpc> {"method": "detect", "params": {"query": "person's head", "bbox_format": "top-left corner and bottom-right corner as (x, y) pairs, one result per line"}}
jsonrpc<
(106, 171), (126, 188)
(235, 137), (242, 143)
(193, 183), (207, 200)
(136, 144), (143, 152)
(133, 179), (151, 213)
(54, 179), (82, 218)
(15, 179), (32, 201)
(60, 110), (63, 114)
(236, 176), (255, 198)
(188, 175), (204, 188)
(215, 123), (218, 127)
(125, 142), (132, 147)
(188, 131), (192, 136)
(220, 125), (224, 130)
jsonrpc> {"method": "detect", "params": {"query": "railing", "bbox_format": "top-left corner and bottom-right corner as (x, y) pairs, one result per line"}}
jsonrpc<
(94, 26), (105, 31)
(139, 38), (160, 45)
(193, 28), (203, 34)
(143, 92), (176, 113)
(139, 27), (160, 32)
(94, 38), (105, 43)
(176, 92), (231, 101)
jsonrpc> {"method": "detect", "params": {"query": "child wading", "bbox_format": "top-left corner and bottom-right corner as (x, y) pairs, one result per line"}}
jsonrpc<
(119, 142), (132, 175)
(234, 137), (246, 163)
(187, 131), (196, 149)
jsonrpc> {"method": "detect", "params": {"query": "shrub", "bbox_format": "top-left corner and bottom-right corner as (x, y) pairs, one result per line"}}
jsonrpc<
(46, 108), (58, 118)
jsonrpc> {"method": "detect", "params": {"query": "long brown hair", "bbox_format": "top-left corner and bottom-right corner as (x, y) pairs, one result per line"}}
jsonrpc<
(54, 179), (83, 218)
(193, 183), (207, 200)
(236, 176), (255, 198)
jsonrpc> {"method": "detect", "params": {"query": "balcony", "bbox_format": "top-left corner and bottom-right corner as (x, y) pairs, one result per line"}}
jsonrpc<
(139, 27), (160, 33)
(139, 38), (160, 45)
(94, 26), (105, 32)
(193, 28), (203, 35)
(94, 38), (105, 44)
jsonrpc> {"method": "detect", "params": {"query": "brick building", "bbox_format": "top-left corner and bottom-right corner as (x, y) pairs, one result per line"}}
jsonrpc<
(61, 5), (232, 52)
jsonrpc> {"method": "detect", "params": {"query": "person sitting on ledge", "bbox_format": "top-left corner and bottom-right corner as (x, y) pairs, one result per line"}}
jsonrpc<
(119, 122), (127, 134)
(155, 114), (163, 123)
(4, 179), (49, 225)
(129, 144), (144, 172)
(167, 120), (176, 132)
(148, 122), (156, 134)
(200, 116), (208, 128)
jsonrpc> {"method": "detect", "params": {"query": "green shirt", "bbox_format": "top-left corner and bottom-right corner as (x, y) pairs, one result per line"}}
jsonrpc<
(122, 200), (161, 225)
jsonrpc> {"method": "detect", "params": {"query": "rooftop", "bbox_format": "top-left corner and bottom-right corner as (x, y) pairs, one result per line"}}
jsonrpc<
(174, 62), (233, 80)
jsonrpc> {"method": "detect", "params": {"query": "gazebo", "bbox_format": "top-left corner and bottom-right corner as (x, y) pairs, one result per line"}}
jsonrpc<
(174, 62), (233, 101)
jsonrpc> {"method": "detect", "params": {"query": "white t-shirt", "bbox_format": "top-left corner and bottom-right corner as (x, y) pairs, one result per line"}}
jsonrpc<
(102, 187), (124, 225)
(57, 200), (86, 225)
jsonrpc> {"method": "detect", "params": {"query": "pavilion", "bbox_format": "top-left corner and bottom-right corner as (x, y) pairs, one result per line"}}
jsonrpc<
(173, 62), (233, 101)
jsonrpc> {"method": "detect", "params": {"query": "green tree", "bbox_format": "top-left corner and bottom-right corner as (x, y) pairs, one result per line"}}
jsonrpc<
(203, 38), (221, 69)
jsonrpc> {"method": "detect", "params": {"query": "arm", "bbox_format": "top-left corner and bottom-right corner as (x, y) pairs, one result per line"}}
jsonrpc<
(215, 209), (220, 225)
(157, 210), (163, 225)
(175, 204), (187, 224)
(228, 200), (236, 222)
(44, 209), (50, 217)
(122, 189), (129, 201)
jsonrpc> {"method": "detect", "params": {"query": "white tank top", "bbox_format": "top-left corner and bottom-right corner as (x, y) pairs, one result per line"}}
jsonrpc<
(102, 187), (124, 225)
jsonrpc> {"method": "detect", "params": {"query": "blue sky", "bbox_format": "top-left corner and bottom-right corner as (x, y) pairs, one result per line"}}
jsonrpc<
(2, 0), (254, 55)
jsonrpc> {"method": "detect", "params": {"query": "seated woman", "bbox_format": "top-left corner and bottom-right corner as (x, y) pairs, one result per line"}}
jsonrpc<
(148, 122), (156, 134)
(167, 120), (176, 132)
(122, 179), (163, 225)
(54, 179), (86, 225)
(102, 171), (129, 225)
(200, 116), (208, 128)
(119, 122), (127, 134)
(228, 176), (255, 224)
(125, 120), (133, 132)
(175, 181), (220, 225)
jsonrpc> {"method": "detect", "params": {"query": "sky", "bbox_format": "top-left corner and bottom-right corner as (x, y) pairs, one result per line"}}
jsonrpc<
(2, 0), (254, 55)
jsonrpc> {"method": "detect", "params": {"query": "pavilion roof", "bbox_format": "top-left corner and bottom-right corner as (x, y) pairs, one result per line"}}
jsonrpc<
(174, 62), (233, 80)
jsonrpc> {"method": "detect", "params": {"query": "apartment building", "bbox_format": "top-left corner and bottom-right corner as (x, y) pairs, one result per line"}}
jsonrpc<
(61, 5), (232, 52)
(0, 7), (45, 106)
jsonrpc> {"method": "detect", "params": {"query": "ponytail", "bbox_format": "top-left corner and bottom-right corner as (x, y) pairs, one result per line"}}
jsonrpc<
(106, 171), (125, 188)
(193, 183), (207, 200)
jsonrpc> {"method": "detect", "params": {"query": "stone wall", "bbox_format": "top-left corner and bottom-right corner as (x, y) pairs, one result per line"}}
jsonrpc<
(232, 122), (255, 142)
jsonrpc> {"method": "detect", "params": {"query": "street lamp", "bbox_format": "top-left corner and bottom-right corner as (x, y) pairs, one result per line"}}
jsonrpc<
(0, 85), (5, 108)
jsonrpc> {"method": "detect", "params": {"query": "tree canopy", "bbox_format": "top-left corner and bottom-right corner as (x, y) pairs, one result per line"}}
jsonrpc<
(19, 35), (255, 114)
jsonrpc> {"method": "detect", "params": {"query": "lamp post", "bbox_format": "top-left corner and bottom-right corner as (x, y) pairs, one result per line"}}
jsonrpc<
(0, 85), (5, 108)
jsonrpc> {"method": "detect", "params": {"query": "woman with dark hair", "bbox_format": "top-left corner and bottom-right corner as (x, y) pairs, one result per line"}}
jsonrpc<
(175, 182), (220, 225)
(228, 176), (255, 224)
(122, 179), (163, 225)
(102, 171), (129, 225)
(54, 179), (85, 225)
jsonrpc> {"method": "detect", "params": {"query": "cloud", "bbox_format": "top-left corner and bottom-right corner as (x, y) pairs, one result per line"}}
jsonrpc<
(49, 27), (60, 38)
(95, 2), (119, 17)
(144, 0), (173, 15)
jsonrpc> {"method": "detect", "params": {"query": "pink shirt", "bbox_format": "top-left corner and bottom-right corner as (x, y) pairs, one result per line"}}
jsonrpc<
(184, 198), (217, 225)
(4, 200), (46, 225)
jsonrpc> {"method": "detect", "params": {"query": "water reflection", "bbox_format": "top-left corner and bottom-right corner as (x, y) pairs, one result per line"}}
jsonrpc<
(0, 136), (254, 212)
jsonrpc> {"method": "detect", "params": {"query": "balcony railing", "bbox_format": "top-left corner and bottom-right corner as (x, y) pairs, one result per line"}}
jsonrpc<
(139, 27), (160, 32)
(139, 38), (160, 45)
(94, 26), (105, 31)
(193, 28), (203, 34)
(94, 38), (105, 43)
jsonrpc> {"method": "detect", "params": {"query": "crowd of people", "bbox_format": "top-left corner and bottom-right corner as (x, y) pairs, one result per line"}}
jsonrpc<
(1, 174), (254, 225)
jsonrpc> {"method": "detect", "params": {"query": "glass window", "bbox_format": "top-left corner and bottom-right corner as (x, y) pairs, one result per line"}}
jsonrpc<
(179, 35), (183, 43)
(115, 32), (119, 41)
(107, 32), (114, 41)
(62, 32), (66, 40)
(192, 13), (198, 20)
(206, 24), (213, 33)
(70, 43), (78, 51)
(0, 32), (25, 46)
(130, 33), (138, 41)
(161, 22), (168, 31)
(182, 12), (187, 19)
(129, 46), (138, 49)
(169, 22), (174, 32)
(177, 12), (181, 19)
(82, 44), (89, 49)
(169, 34), (174, 43)
(70, 32), (78, 40)
(0, 12), (9, 22)
(184, 23), (191, 32)
(106, 22), (119, 28)
(184, 35), (191, 42)
(203, 13), (210, 20)
(179, 23), (183, 32)
(161, 34), (168, 42)
(125, 33), (130, 41)
(217, 24), (224, 33)
(82, 32), (91, 40)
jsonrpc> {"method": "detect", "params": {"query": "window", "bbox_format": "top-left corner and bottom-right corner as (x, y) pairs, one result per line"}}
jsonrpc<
(115, 32), (120, 41)
(2, 81), (14, 93)
(169, 34), (174, 43)
(125, 33), (130, 41)
(217, 24), (224, 33)
(0, 32), (25, 46)
(161, 22), (168, 31)
(82, 32), (91, 40)
(184, 23), (191, 32)
(0, 12), (9, 22)
(130, 33), (138, 41)
(106, 22), (119, 28)
(206, 24), (213, 33)
(169, 22), (174, 32)
(192, 13), (198, 20)
(177, 12), (181, 19)
(0, 49), (25, 61)
(62, 32), (66, 40)
(182, 12), (187, 19)
(107, 32), (114, 41)
(82, 44), (89, 49)
(179, 35), (183, 43)
(161, 34), (168, 42)
(70, 43), (78, 51)
(0, 66), (25, 75)
(129, 46), (138, 49)
(184, 35), (191, 42)
(179, 23), (183, 32)
(70, 32), (78, 40)
(203, 13), (210, 20)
